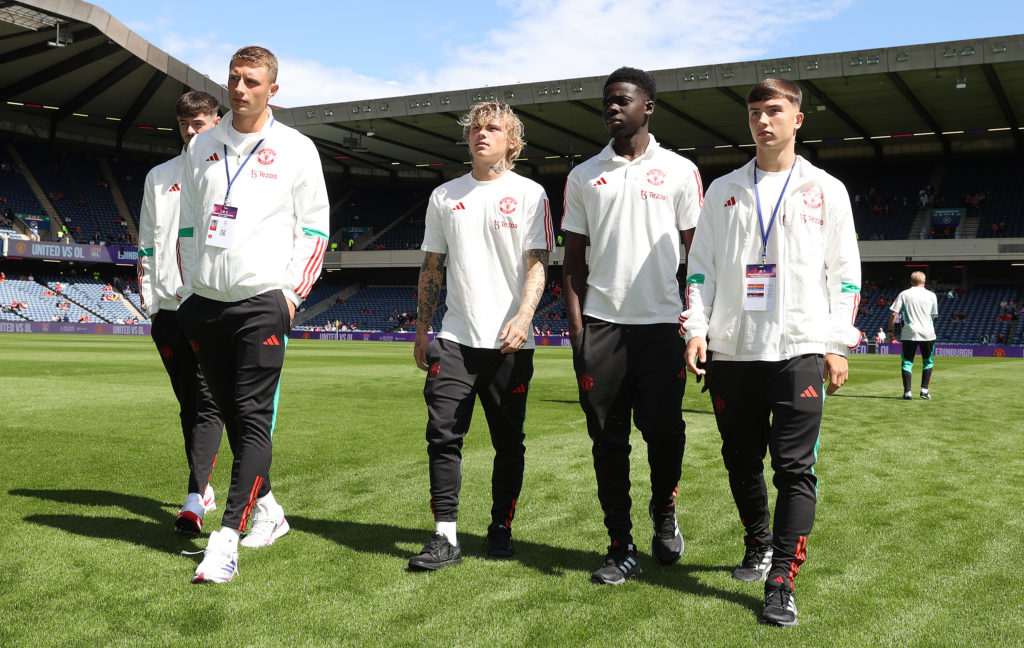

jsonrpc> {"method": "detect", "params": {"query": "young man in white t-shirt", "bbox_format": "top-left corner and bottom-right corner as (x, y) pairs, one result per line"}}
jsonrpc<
(408, 102), (554, 571)
(562, 67), (704, 585)
(887, 271), (938, 399)
(682, 78), (861, 626)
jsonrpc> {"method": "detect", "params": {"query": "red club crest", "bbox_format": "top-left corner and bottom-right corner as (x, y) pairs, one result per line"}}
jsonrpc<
(499, 197), (518, 215)
(428, 362), (441, 378)
(713, 396), (726, 413)
(801, 188), (822, 209)
(579, 374), (595, 392)
(646, 169), (666, 186)
(160, 346), (173, 360)
(257, 148), (277, 165)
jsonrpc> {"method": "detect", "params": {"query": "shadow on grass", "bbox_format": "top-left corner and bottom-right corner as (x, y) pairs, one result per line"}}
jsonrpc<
(9, 488), (196, 553)
(289, 515), (759, 613)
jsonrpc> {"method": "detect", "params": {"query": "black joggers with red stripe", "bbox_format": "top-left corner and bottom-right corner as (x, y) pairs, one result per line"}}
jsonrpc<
(423, 337), (534, 528)
(707, 354), (825, 590)
(177, 290), (291, 532)
(571, 317), (687, 548)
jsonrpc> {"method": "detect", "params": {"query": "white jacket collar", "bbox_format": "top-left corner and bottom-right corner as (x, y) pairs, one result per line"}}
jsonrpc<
(727, 155), (824, 194)
(596, 133), (661, 163)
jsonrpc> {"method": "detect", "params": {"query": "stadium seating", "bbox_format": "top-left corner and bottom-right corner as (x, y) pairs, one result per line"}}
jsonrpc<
(302, 285), (446, 332)
(39, 276), (138, 323)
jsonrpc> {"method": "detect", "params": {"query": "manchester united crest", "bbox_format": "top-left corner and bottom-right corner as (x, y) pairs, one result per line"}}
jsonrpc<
(257, 148), (277, 165)
(801, 187), (823, 209)
(499, 196), (518, 215)
(646, 169), (666, 186)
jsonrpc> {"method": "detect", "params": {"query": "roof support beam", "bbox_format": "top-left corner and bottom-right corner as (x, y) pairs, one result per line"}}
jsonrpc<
(0, 25), (100, 61)
(655, 98), (741, 150)
(55, 54), (144, 121)
(799, 80), (882, 157)
(0, 40), (121, 98)
(513, 106), (607, 150)
(887, 72), (950, 154)
(981, 63), (1022, 152)
(117, 69), (168, 149)
(326, 122), (460, 167)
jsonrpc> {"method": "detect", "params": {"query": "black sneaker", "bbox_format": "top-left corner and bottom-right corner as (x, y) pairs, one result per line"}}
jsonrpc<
(408, 534), (462, 571)
(590, 543), (642, 585)
(649, 500), (684, 565)
(900, 393), (913, 400)
(920, 392), (932, 400)
(732, 543), (773, 582)
(486, 523), (514, 559)
(760, 586), (798, 627)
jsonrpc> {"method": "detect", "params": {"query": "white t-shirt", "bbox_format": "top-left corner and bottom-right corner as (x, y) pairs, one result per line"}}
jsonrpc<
(562, 135), (703, 324)
(722, 166), (790, 361)
(422, 171), (553, 349)
(891, 285), (937, 341)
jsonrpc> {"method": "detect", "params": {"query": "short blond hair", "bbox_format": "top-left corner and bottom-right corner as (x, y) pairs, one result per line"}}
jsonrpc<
(231, 45), (278, 83)
(910, 271), (926, 286)
(458, 102), (525, 169)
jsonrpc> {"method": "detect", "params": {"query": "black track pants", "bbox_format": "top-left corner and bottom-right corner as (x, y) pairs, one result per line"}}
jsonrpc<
(150, 310), (224, 496)
(572, 318), (686, 546)
(177, 291), (290, 531)
(423, 338), (534, 527)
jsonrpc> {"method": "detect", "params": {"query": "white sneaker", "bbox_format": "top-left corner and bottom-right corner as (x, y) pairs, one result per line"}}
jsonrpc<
(175, 492), (205, 537)
(202, 484), (216, 512)
(191, 530), (238, 584)
(240, 499), (290, 548)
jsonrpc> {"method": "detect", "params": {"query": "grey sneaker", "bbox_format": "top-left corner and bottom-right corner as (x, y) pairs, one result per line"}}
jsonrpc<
(732, 543), (773, 582)
(591, 543), (641, 585)
(760, 586), (798, 627)
(408, 534), (462, 571)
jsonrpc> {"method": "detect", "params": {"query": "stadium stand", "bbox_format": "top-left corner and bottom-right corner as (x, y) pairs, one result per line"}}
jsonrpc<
(0, 277), (95, 322)
(301, 285), (447, 332)
(0, 148), (48, 229)
(40, 276), (139, 323)
(14, 143), (132, 245)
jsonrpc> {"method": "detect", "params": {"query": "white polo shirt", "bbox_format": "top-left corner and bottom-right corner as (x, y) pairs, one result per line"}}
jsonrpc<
(422, 171), (554, 349)
(562, 135), (703, 324)
(891, 285), (937, 341)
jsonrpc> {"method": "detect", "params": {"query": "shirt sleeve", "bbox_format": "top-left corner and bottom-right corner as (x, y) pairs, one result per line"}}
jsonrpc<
(175, 152), (198, 304)
(524, 185), (554, 252)
(676, 162), (704, 232)
(284, 138), (330, 306)
(137, 168), (158, 317)
(680, 187), (717, 341)
(890, 293), (903, 315)
(560, 172), (588, 236)
(420, 188), (447, 255)
(823, 178), (863, 354)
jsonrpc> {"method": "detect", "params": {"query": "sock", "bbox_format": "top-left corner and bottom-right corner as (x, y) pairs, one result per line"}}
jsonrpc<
(904, 391), (912, 397)
(436, 521), (457, 545)
(219, 527), (240, 543)
(256, 490), (278, 509)
(921, 387), (929, 394)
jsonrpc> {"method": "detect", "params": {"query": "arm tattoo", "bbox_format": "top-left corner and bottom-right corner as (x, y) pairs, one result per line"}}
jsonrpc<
(516, 249), (549, 323)
(417, 253), (445, 331)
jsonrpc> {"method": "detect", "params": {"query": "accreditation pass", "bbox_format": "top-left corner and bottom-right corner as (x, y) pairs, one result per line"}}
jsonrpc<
(744, 264), (777, 311)
(206, 204), (238, 249)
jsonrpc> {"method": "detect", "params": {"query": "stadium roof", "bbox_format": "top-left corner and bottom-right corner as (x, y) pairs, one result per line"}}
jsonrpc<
(0, 1), (1022, 180)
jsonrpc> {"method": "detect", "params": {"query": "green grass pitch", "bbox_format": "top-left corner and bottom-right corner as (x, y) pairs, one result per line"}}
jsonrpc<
(0, 334), (1021, 647)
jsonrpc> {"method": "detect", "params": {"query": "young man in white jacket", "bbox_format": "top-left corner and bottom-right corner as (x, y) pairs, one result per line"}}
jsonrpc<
(176, 46), (329, 584)
(681, 78), (861, 626)
(137, 91), (226, 536)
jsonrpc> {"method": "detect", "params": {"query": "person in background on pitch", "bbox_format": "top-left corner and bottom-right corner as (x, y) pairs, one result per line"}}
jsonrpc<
(887, 271), (937, 400)
(176, 46), (329, 584)
(681, 78), (861, 626)
(408, 101), (553, 571)
(562, 66), (704, 585)
(137, 90), (227, 537)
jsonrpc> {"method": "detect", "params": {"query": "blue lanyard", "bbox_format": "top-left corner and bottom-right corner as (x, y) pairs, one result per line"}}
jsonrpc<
(752, 160), (796, 266)
(222, 139), (264, 206)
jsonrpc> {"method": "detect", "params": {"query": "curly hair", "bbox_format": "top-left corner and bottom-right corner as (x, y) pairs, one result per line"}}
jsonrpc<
(457, 102), (525, 169)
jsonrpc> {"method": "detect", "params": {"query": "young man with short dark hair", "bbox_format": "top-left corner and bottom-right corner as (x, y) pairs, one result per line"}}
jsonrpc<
(562, 66), (704, 585)
(408, 102), (553, 570)
(681, 78), (861, 626)
(176, 46), (329, 584)
(138, 90), (226, 536)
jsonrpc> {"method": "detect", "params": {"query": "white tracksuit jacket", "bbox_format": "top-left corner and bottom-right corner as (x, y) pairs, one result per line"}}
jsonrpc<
(176, 111), (329, 306)
(681, 157), (862, 359)
(137, 154), (185, 317)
